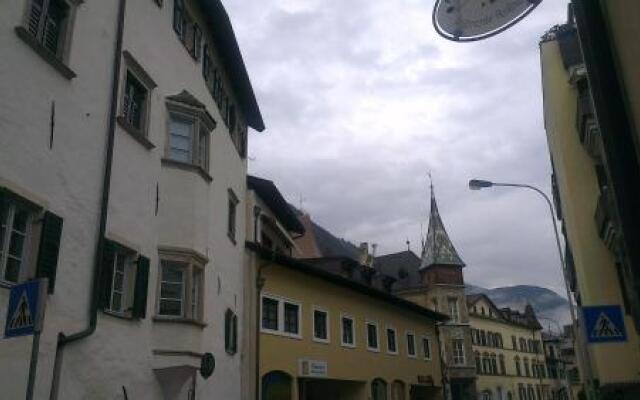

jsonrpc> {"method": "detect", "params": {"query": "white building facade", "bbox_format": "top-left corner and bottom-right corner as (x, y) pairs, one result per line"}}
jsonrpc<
(0, 0), (264, 398)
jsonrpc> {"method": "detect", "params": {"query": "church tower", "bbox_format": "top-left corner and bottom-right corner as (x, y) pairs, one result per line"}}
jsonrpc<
(419, 183), (477, 400)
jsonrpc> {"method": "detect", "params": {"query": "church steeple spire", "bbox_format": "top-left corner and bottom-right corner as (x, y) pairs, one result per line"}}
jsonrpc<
(420, 178), (465, 269)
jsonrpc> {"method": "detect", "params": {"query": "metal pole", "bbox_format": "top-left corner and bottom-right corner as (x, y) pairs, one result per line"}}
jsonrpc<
(25, 331), (41, 400)
(491, 182), (592, 399)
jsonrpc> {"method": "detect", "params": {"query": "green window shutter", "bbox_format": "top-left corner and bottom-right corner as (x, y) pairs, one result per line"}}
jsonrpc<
(224, 309), (231, 352)
(99, 240), (116, 309)
(35, 211), (63, 293)
(132, 256), (150, 319)
(232, 313), (238, 353)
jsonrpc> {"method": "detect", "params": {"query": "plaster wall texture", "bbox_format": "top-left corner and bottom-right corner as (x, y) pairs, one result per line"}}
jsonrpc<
(260, 262), (444, 400)
(0, 0), (252, 398)
(541, 39), (640, 386)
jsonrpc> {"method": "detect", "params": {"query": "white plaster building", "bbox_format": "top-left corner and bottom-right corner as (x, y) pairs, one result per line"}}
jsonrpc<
(0, 0), (264, 398)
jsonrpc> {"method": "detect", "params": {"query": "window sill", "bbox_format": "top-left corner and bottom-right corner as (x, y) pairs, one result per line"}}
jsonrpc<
(117, 117), (155, 150)
(341, 342), (356, 349)
(15, 27), (76, 80)
(312, 337), (330, 345)
(103, 310), (135, 321)
(260, 328), (302, 340)
(153, 316), (207, 328)
(161, 158), (213, 183)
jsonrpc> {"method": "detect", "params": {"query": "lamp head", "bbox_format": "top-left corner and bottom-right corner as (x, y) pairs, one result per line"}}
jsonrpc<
(468, 179), (494, 190)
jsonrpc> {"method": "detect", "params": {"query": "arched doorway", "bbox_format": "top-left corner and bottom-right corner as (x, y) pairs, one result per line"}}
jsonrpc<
(391, 380), (406, 400)
(262, 371), (292, 400)
(372, 378), (388, 400)
(481, 390), (492, 400)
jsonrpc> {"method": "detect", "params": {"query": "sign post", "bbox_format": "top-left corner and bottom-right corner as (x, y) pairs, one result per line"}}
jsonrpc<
(4, 278), (48, 400)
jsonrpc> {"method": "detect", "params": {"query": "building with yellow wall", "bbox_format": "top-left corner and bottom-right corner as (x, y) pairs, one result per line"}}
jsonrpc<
(467, 294), (561, 400)
(243, 176), (448, 400)
(540, 8), (640, 398)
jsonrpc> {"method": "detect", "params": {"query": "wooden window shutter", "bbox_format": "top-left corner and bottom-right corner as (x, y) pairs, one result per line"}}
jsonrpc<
(224, 309), (231, 351)
(35, 211), (64, 293)
(132, 256), (150, 319)
(99, 240), (116, 309)
(232, 313), (238, 353)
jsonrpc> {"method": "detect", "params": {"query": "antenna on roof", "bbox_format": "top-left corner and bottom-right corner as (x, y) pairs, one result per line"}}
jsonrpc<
(406, 239), (410, 251)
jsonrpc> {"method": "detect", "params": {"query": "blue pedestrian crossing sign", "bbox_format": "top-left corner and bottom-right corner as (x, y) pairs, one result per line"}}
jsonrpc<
(4, 279), (48, 338)
(583, 305), (627, 343)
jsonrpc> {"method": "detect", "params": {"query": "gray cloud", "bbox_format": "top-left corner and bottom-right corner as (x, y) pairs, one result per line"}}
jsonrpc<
(224, 0), (569, 296)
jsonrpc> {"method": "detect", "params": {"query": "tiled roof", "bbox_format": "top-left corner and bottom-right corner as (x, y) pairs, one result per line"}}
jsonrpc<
(374, 250), (423, 291)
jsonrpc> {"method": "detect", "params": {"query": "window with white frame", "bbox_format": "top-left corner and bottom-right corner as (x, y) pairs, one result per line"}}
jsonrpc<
(386, 327), (397, 354)
(422, 336), (432, 360)
(260, 295), (301, 337)
(107, 247), (133, 313)
(168, 113), (209, 170)
(448, 297), (460, 323)
(121, 72), (148, 133)
(313, 308), (329, 342)
(452, 339), (465, 365)
(0, 198), (32, 283)
(366, 321), (379, 351)
(157, 254), (204, 320)
(406, 332), (416, 358)
(341, 315), (355, 347)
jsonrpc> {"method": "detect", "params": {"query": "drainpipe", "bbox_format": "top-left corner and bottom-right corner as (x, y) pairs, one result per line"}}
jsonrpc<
(49, 0), (126, 398)
(435, 324), (449, 400)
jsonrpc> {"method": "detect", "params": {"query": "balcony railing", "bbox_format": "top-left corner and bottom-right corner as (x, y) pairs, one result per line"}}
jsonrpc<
(576, 83), (602, 160)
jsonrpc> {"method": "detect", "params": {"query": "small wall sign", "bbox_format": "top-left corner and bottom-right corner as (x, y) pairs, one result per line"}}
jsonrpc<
(298, 359), (328, 378)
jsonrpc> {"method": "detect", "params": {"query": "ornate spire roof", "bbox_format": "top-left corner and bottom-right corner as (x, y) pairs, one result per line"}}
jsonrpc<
(420, 181), (465, 269)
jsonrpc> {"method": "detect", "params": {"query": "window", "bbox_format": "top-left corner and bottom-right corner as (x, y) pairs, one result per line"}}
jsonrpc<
(520, 338), (527, 352)
(499, 354), (506, 375)
(372, 379), (388, 400)
(406, 332), (416, 358)
(227, 190), (238, 243)
(366, 321), (379, 351)
(515, 357), (521, 376)
(165, 93), (215, 174)
(157, 253), (204, 321)
(25, 0), (71, 57)
(122, 72), (148, 132)
(452, 339), (465, 365)
(386, 327), (397, 354)
(262, 297), (278, 331)
(0, 192), (63, 291)
(491, 354), (498, 374)
(225, 309), (238, 355)
(341, 315), (355, 347)
(260, 295), (301, 338)
(173, 0), (185, 38)
(422, 336), (431, 360)
(475, 352), (481, 373)
(524, 358), (530, 377)
(0, 198), (31, 283)
(313, 309), (329, 342)
(512, 335), (517, 350)
(101, 240), (149, 318)
(480, 330), (487, 346)
(448, 298), (459, 322)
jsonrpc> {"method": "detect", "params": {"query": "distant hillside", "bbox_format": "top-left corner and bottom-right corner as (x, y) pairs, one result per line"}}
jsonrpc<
(466, 284), (571, 329)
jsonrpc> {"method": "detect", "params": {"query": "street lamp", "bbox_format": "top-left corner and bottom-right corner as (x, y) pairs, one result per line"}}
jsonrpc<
(468, 178), (593, 398)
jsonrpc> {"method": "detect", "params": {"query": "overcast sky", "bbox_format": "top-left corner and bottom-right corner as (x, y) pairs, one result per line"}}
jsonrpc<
(224, 0), (569, 295)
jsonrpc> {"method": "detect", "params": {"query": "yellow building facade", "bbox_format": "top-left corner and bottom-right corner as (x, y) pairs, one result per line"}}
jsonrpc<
(252, 249), (447, 400)
(467, 295), (559, 400)
(242, 176), (448, 400)
(540, 14), (640, 399)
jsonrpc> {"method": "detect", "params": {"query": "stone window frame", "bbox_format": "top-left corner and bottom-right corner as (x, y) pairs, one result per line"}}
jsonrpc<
(451, 338), (465, 365)
(116, 51), (157, 149)
(16, 0), (81, 79)
(421, 335), (432, 361)
(154, 247), (207, 326)
(227, 189), (239, 244)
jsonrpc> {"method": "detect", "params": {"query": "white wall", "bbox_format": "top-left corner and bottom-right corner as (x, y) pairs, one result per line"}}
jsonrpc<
(0, 0), (253, 398)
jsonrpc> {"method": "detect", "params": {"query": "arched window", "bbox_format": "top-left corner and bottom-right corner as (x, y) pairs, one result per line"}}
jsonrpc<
(262, 371), (292, 400)
(391, 380), (406, 400)
(527, 385), (535, 400)
(481, 330), (487, 346)
(507, 391), (513, 400)
(475, 351), (482, 374)
(515, 356), (521, 376)
(372, 378), (388, 400)
(481, 390), (492, 400)
(499, 354), (506, 375)
(497, 333), (503, 348)
(482, 353), (491, 374)
(491, 354), (498, 375)
(524, 358), (530, 377)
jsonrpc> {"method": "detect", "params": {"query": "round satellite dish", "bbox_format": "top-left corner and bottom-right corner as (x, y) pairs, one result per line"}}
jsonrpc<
(433, 0), (542, 42)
